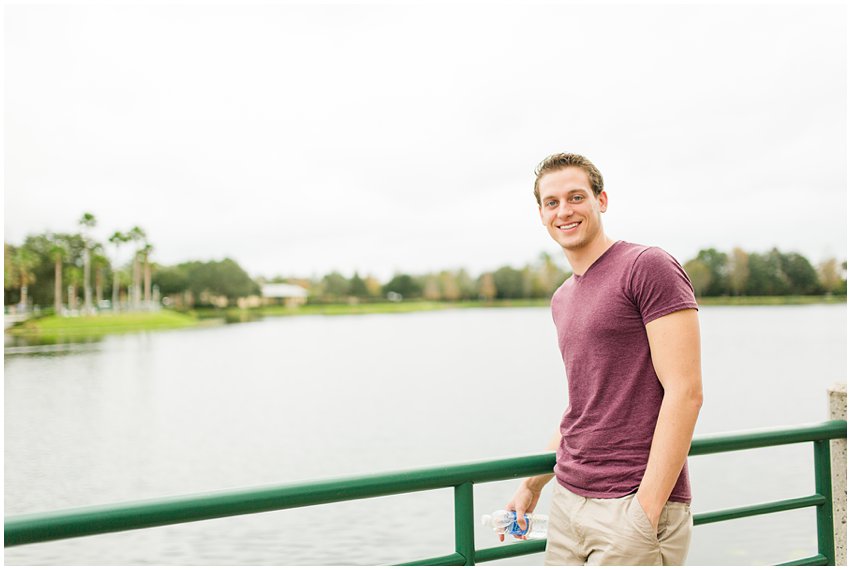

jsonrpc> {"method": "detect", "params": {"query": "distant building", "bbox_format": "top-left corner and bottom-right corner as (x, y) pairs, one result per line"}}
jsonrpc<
(260, 283), (309, 308)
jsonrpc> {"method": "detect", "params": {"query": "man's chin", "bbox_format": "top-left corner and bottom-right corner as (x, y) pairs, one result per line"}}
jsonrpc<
(559, 238), (588, 252)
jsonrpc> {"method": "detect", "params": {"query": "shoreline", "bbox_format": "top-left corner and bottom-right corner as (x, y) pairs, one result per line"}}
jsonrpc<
(5, 296), (846, 343)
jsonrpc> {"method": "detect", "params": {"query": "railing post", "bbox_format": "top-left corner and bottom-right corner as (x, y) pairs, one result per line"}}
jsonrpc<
(814, 439), (836, 565)
(454, 482), (475, 566)
(829, 385), (847, 565)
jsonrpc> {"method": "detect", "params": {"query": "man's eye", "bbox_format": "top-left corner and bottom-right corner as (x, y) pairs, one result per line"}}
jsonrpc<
(570, 195), (584, 202)
(545, 200), (557, 207)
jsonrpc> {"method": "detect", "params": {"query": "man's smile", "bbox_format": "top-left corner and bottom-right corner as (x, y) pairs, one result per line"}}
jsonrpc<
(557, 222), (581, 231)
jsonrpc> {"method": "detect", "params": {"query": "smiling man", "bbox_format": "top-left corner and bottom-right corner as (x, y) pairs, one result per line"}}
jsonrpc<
(502, 153), (703, 565)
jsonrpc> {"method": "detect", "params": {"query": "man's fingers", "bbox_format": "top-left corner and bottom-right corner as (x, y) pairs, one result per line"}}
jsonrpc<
(516, 510), (527, 530)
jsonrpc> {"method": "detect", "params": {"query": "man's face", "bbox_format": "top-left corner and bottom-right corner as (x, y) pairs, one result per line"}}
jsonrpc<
(538, 167), (608, 253)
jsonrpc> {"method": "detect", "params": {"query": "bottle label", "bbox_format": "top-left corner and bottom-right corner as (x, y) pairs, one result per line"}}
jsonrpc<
(507, 514), (529, 536)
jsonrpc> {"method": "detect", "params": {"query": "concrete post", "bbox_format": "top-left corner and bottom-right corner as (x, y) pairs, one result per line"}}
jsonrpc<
(829, 384), (847, 566)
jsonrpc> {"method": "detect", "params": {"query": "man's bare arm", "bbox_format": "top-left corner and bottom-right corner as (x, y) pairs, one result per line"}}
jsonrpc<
(636, 308), (703, 531)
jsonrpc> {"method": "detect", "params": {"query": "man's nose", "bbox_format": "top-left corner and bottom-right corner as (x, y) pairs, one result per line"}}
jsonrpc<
(557, 203), (573, 218)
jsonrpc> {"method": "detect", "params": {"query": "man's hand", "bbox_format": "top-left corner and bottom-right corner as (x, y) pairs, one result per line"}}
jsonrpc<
(497, 430), (559, 542)
(500, 479), (544, 542)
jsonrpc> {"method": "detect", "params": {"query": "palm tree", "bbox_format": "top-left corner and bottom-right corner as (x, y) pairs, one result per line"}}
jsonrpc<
(108, 231), (129, 311)
(91, 244), (109, 306)
(128, 226), (146, 310)
(4, 244), (16, 297)
(65, 266), (83, 311)
(12, 247), (38, 310)
(78, 212), (97, 314)
(141, 243), (154, 306)
(48, 236), (68, 315)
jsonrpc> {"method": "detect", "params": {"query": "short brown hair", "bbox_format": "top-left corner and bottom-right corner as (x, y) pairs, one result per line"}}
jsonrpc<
(533, 153), (604, 205)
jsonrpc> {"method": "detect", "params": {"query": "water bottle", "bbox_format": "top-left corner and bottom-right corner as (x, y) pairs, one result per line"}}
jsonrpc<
(481, 509), (548, 539)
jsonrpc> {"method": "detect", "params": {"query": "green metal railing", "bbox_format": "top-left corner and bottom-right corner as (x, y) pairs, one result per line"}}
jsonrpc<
(5, 420), (846, 565)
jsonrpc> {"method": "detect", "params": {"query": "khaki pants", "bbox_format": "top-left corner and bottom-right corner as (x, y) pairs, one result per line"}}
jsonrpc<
(544, 483), (693, 566)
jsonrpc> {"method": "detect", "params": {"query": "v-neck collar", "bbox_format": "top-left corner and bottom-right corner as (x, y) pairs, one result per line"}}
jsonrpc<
(572, 240), (622, 281)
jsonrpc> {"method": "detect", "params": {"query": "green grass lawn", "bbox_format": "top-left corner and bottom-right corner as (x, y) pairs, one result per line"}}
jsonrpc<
(10, 310), (199, 341)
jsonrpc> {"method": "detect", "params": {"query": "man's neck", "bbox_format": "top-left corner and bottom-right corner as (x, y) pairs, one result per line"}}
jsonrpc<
(564, 235), (616, 276)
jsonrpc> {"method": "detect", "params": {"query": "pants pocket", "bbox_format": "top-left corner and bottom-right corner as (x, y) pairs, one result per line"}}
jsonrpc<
(626, 494), (659, 544)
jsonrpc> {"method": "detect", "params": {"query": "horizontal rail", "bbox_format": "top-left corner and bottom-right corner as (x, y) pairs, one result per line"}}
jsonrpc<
(399, 552), (467, 566)
(400, 540), (547, 565)
(4, 453), (554, 548)
(693, 495), (826, 525)
(688, 420), (846, 455)
(778, 554), (830, 566)
(474, 539), (546, 562)
(5, 420), (846, 552)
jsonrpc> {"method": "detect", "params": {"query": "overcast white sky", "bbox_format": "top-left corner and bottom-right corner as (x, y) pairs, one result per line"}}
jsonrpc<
(4, 2), (847, 281)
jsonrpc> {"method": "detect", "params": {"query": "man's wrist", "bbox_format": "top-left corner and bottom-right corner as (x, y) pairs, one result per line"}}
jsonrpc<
(525, 474), (553, 494)
(636, 488), (665, 524)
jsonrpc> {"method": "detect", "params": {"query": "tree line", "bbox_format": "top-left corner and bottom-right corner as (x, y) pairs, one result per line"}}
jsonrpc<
(269, 247), (846, 305)
(5, 221), (847, 311)
(682, 247), (846, 297)
(4, 216), (260, 311)
(4, 213), (159, 313)
(273, 251), (571, 305)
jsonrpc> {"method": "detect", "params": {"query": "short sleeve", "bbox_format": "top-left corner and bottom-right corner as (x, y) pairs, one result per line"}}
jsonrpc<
(628, 247), (699, 325)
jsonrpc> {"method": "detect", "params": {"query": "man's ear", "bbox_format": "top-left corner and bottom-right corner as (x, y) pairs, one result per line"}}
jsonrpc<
(598, 191), (608, 213)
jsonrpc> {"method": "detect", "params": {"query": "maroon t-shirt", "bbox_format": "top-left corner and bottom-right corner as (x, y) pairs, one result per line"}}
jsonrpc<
(550, 240), (698, 503)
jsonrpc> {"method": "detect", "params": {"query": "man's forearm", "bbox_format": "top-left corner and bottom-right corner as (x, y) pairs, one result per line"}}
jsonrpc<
(637, 389), (702, 518)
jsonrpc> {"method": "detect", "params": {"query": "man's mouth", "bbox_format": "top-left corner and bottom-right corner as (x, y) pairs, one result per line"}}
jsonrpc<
(557, 222), (580, 230)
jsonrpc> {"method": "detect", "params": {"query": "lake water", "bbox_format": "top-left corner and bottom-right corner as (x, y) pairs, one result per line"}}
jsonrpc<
(4, 304), (846, 565)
